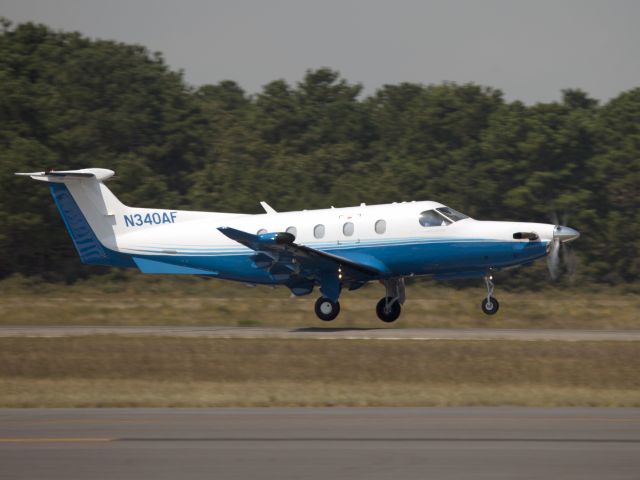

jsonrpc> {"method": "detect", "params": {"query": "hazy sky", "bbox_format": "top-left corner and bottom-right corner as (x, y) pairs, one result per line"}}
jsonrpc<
(2, 0), (639, 103)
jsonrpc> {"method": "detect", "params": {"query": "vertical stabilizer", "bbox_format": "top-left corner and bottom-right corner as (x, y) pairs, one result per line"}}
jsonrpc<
(15, 169), (133, 267)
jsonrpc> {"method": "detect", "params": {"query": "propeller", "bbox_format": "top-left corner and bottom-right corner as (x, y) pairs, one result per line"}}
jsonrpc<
(547, 235), (562, 280)
(547, 212), (579, 280)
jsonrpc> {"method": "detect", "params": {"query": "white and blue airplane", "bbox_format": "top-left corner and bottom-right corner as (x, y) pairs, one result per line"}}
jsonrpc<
(17, 168), (579, 322)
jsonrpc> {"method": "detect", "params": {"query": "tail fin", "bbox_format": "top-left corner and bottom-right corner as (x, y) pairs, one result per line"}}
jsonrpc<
(15, 168), (133, 267)
(15, 168), (125, 216)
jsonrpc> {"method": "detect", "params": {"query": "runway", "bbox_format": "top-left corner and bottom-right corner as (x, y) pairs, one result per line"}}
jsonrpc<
(0, 408), (639, 479)
(1, 325), (640, 341)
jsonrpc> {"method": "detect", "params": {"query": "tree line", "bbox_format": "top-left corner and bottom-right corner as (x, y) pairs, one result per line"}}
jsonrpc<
(0, 20), (638, 285)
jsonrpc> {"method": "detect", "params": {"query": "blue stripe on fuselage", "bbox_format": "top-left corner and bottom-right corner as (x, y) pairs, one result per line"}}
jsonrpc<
(123, 239), (548, 283)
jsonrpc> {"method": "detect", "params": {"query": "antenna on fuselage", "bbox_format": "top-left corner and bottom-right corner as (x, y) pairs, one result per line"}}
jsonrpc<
(260, 201), (277, 214)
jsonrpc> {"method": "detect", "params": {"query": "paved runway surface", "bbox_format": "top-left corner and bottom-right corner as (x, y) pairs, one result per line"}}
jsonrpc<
(1, 408), (639, 479)
(2, 326), (640, 341)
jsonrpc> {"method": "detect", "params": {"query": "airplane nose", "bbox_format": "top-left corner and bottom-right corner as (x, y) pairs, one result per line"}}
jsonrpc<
(553, 225), (580, 243)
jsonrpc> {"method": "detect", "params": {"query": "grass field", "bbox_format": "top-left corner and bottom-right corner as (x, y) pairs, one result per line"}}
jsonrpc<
(1, 275), (639, 329)
(1, 336), (638, 407)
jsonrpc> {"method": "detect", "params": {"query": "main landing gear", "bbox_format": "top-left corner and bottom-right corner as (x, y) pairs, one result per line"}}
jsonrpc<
(313, 277), (406, 323)
(481, 275), (499, 315)
(376, 297), (401, 323)
(314, 297), (340, 321)
(376, 278), (405, 323)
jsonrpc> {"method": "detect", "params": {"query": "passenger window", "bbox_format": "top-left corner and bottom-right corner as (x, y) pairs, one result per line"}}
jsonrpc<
(343, 222), (354, 236)
(257, 228), (267, 235)
(313, 224), (325, 239)
(286, 226), (297, 238)
(419, 210), (451, 227)
(374, 219), (386, 234)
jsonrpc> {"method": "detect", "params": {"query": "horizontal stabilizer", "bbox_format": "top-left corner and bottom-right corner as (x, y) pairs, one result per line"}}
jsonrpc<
(15, 168), (115, 182)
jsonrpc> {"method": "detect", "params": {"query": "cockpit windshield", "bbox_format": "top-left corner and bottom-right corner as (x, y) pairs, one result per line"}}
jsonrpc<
(436, 207), (469, 222)
(419, 210), (451, 227)
(419, 207), (470, 227)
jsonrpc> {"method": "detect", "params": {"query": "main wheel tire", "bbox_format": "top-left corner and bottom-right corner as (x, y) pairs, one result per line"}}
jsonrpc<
(376, 297), (402, 323)
(315, 297), (340, 321)
(481, 296), (500, 315)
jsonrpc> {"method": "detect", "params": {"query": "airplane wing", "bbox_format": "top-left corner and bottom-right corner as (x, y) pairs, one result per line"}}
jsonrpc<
(218, 227), (388, 297)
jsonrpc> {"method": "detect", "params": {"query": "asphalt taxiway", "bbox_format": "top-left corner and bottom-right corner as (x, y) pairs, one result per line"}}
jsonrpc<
(1, 326), (639, 341)
(1, 408), (639, 479)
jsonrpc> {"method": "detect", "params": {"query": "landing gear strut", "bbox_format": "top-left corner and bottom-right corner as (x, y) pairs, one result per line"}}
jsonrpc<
(481, 275), (499, 315)
(315, 297), (340, 321)
(376, 278), (405, 323)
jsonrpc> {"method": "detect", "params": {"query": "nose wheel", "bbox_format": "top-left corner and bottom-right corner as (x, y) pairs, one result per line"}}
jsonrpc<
(481, 296), (499, 315)
(315, 296), (340, 321)
(481, 275), (500, 315)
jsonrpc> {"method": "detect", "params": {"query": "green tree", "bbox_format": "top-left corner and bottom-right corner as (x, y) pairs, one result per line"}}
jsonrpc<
(0, 19), (638, 285)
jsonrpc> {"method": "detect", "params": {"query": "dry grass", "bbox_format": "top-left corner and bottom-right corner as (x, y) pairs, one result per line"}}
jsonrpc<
(1, 275), (639, 329)
(3, 379), (638, 408)
(1, 336), (638, 407)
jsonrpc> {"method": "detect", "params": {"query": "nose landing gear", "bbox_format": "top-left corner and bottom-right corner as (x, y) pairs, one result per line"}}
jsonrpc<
(481, 275), (499, 315)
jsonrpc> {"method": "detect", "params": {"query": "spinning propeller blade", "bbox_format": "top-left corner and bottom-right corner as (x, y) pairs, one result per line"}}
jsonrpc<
(547, 212), (580, 280)
(547, 237), (561, 280)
